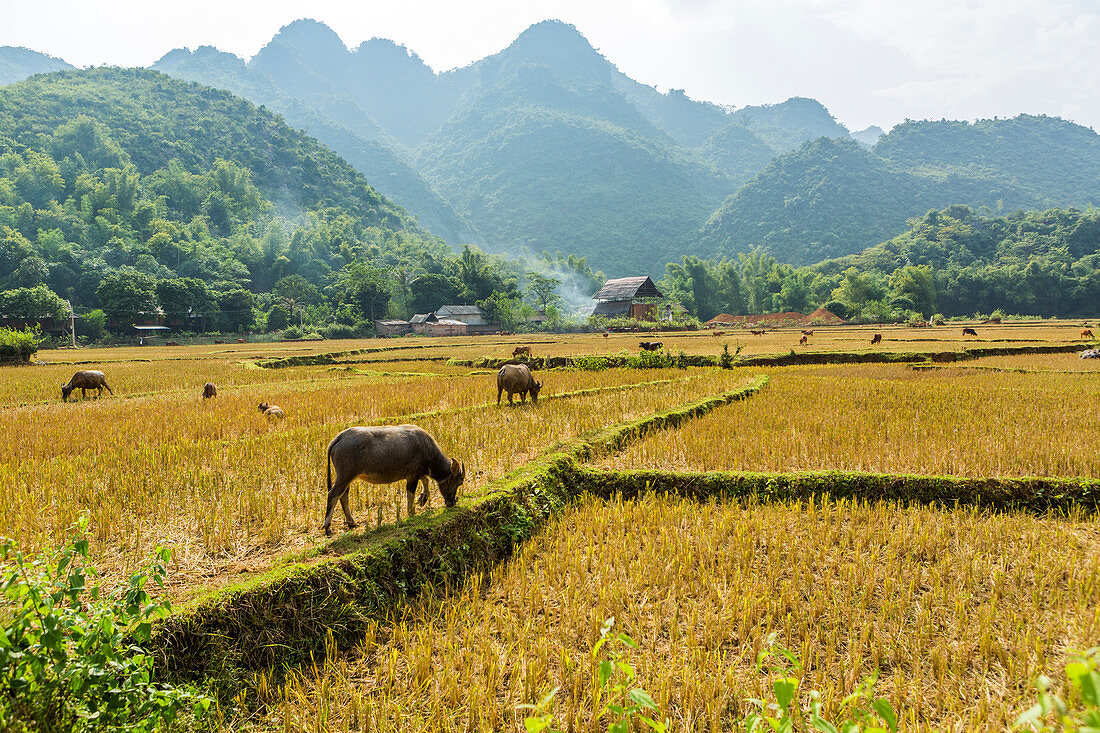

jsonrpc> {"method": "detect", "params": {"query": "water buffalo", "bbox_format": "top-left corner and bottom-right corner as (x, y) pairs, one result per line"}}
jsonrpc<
(203, 382), (217, 399)
(1082, 329), (1094, 338)
(962, 327), (978, 337)
(512, 346), (531, 357)
(801, 330), (814, 336)
(497, 364), (542, 404)
(749, 330), (765, 336)
(61, 370), (114, 401)
(165, 341), (180, 347)
(257, 402), (284, 419)
(323, 424), (465, 535)
(638, 341), (663, 351)
(870, 333), (882, 345)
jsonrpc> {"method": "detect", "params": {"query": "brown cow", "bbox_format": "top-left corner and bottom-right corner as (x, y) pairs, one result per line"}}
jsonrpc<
(801, 329), (814, 336)
(712, 331), (725, 337)
(323, 424), (465, 535)
(258, 402), (285, 419)
(602, 332), (609, 338)
(202, 382), (217, 399)
(962, 327), (978, 337)
(512, 346), (531, 358)
(237, 338), (247, 344)
(497, 364), (543, 404)
(61, 370), (114, 401)
(798, 335), (808, 345)
(638, 341), (663, 351)
(870, 333), (882, 345)
(213, 340), (225, 345)
(1082, 329), (1094, 338)
(165, 341), (180, 347)
(750, 330), (765, 336)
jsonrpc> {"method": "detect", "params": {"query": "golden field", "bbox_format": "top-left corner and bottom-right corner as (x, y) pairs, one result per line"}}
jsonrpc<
(601, 362), (1100, 478)
(264, 494), (1100, 732)
(3, 322), (1097, 731)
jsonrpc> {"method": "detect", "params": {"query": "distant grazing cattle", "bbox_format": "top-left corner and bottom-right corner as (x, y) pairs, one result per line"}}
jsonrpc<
(962, 327), (978, 337)
(799, 335), (808, 345)
(602, 332), (609, 338)
(237, 338), (246, 344)
(512, 346), (531, 358)
(497, 364), (543, 405)
(638, 341), (663, 351)
(165, 341), (180, 347)
(202, 382), (217, 400)
(870, 333), (882, 345)
(801, 329), (814, 336)
(323, 424), (465, 535)
(61, 370), (114, 402)
(1082, 329), (1094, 338)
(213, 340), (225, 345)
(749, 330), (765, 336)
(712, 331), (725, 337)
(258, 402), (284, 419)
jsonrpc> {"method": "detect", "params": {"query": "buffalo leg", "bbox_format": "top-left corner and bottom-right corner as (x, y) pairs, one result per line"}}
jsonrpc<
(324, 476), (355, 536)
(406, 477), (418, 517)
(520, 391), (527, 404)
(104, 383), (114, 395)
(339, 490), (357, 530)
(417, 476), (430, 507)
(497, 386), (503, 405)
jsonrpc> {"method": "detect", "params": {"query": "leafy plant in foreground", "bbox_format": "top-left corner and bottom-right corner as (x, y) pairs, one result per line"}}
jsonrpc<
(1014, 647), (1100, 731)
(0, 519), (212, 732)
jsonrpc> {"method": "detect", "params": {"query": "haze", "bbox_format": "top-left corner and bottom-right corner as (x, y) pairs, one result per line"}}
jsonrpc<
(1, 0), (1098, 132)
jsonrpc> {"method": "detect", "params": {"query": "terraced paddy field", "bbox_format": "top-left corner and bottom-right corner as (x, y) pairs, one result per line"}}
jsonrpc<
(4, 321), (1098, 731)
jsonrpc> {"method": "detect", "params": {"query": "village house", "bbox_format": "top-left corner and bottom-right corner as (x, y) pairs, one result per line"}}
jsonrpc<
(591, 276), (664, 321)
(375, 319), (412, 337)
(434, 305), (495, 334)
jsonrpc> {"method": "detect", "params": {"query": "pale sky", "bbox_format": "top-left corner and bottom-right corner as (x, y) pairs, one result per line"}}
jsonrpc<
(1, 0), (1098, 133)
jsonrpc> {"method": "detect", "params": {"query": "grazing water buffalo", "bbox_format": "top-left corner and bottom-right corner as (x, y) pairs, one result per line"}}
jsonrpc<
(61, 370), (114, 401)
(962, 327), (978, 337)
(801, 329), (814, 336)
(257, 402), (284, 419)
(323, 424), (465, 535)
(1082, 329), (1094, 338)
(203, 382), (217, 399)
(512, 346), (531, 357)
(497, 364), (542, 404)
(749, 330), (765, 336)
(638, 341), (663, 351)
(870, 333), (882, 345)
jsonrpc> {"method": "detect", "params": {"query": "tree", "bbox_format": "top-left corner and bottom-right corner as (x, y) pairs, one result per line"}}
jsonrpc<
(77, 309), (107, 341)
(95, 270), (157, 327)
(155, 278), (214, 328)
(215, 289), (255, 332)
(0, 285), (68, 320)
(272, 274), (320, 324)
(13, 257), (50, 288)
(831, 267), (887, 312)
(409, 273), (462, 315)
(526, 272), (562, 311)
(333, 261), (391, 322)
(477, 292), (523, 333)
(266, 303), (291, 331)
(889, 265), (937, 316)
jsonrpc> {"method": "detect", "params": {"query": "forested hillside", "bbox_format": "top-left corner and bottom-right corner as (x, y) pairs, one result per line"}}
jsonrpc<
(153, 40), (479, 244)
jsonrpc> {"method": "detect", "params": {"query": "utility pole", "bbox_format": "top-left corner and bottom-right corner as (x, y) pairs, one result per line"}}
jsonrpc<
(64, 299), (76, 348)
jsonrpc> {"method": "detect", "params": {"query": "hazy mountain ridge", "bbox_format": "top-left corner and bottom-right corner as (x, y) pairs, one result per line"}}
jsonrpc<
(0, 46), (74, 87)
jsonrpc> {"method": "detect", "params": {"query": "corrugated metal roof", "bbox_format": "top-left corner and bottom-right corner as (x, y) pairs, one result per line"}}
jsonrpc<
(592, 276), (663, 301)
(409, 313), (437, 324)
(436, 305), (485, 316)
(592, 300), (631, 316)
(432, 319), (468, 326)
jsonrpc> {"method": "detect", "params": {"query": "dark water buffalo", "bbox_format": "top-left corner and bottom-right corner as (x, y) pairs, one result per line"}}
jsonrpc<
(61, 370), (114, 401)
(512, 346), (531, 357)
(203, 382), (217, 399)
(963, 327), (978, 336)
(638, 341), (663, 351)
(324, 424), (465, 535)
(497, 364), (542, 404)
(870, 333), (882, 345)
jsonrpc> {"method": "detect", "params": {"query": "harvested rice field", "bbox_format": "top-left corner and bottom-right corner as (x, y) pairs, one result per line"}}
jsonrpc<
(3, 322), (1098, 732)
